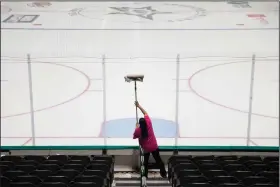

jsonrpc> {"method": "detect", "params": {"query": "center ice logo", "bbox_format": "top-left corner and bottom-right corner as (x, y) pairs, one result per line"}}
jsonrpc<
(68, 3), (206, 23)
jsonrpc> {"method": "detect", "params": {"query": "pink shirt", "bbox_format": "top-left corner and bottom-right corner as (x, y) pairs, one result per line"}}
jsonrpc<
(133, 114), (158, 152)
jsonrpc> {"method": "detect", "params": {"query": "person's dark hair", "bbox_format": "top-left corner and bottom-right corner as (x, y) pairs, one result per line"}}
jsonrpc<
(139, 117), (148, 139)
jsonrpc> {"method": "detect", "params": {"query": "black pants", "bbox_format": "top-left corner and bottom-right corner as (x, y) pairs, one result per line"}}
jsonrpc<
(143, 149), (167, 178)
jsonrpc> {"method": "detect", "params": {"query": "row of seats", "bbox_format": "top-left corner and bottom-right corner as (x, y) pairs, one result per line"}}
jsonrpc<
(0, 155), (106, 164)
(0, 155), (114, 187)
(167, 155), (279, 187)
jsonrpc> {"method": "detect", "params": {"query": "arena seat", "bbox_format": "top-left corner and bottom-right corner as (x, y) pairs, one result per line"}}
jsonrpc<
(0, 156), (23, 163)
(40, 182), (68, 187)
(1, 161), (15, 169)
(13, 175), (42, 185)
(168, 155), (279, 187)
(0, 155), (114, 187)
(71, 182), (98, 187)
(30, 170), (52, 180)
(24, 156), (46, 164)
(1, 176), (11, 186)
(1, 154), (277, 187)
(71, 175), (105, 186)
(0, 164), (12, 173)
(10, 182), (36, 187)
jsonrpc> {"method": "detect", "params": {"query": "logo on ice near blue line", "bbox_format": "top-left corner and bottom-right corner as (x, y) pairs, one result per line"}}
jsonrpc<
(68, 3), (206, 23)
(227, 0), (251, 8)
(100, 118), (177, 138)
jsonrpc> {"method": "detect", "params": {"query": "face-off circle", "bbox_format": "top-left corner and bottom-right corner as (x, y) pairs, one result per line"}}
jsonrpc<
(188, 61), (278, 119)
(69, 3), (206, 23)
(1, 62), (90, 119)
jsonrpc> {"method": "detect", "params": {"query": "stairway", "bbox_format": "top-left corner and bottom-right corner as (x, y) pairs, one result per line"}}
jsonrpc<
(113, 171), (171, 187)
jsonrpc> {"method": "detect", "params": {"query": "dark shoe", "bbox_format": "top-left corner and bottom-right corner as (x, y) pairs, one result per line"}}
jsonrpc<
(160, 171), (167, 178)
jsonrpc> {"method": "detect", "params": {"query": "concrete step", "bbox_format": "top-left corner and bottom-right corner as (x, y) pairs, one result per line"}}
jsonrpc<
(114, 171), (165, 179)
(114, 178), (171, 187)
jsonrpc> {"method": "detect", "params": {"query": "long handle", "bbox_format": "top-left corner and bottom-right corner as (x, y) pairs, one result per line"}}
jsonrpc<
(27, 54), (36, 146)
(134, 81), (138, 122)
(246, 54), (256, 146)
(134, 80), (146, 187)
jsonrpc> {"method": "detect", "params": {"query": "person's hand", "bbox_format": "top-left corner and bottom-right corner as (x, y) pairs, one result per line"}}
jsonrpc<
(134, 101), (140, 107)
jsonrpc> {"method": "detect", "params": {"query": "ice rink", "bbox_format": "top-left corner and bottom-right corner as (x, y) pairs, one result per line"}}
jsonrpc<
(1, 1), (279, 147)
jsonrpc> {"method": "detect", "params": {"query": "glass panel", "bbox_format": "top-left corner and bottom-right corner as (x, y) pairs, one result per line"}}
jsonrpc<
(1, 56), (33, 146)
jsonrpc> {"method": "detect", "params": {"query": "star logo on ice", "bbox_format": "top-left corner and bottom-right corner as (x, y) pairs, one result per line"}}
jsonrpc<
(108, 6), (173, 20)
(68, 3), (207, 23)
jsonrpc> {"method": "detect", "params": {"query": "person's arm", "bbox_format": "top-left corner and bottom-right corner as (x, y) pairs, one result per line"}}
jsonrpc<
(135, 101), (152, 127)
(133, 126), (141, 139)
(135, 101), (148, 115)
